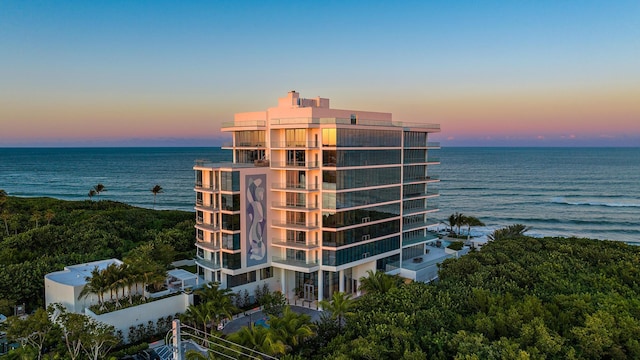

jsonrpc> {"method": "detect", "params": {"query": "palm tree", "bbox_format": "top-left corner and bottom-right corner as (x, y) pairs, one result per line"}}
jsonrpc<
(1, 209), (10, 235)
(488, 224), (531, 241)
(183, 302), (213, 341)
(88, 189), (96, 200)
(151, 184), (163, 209)
(462, 216), (485, 237)
(103, 263), (124, 306)
(228, 324), (287, 356)
(44, 209), (55, 225)
(196, 283), (237, 328)
(358, 270), (403, 294)
(318, 292), (352, 329)
(93, 183), (106, 197)
(268, 307), (315, 351)
(30, 210), (42, 228)
(447, 213), (457, 234)
(78, 267), (110, 310)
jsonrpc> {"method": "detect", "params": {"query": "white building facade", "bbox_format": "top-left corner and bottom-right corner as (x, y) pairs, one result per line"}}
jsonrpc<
(194, 91), (440, 302)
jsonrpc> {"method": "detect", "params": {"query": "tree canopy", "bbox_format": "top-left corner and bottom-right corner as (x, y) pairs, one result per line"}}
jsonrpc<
(0, 196), (194, 311)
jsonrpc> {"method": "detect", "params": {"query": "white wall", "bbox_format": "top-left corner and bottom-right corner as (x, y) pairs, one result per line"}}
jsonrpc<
(85, 293), (192, 343)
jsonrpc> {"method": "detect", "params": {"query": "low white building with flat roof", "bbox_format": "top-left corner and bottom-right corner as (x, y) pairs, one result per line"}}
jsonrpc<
(44, 258), (123, 313)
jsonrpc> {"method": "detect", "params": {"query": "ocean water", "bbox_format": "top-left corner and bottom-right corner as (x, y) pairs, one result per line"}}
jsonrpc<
(0, 147), (638, 243)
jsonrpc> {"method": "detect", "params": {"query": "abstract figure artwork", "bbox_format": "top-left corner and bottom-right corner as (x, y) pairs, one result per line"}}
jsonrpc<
(246, 175), (267, 267)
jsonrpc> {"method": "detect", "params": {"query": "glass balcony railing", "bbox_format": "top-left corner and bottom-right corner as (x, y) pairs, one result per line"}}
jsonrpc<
(271, 183), (320, 191)
(195, 222), (220, 232)
(272, 256), (319, 269)
(271, 202), (318, 210)
(403, 189), (439, 198)
(195, 241), (220, 251)
(271, 221), (319, 230)
(403, 175), (440, 184)
(402, 231), (439, 247)
(195, 257), (221, 270)
(194, 183), (218, 191)
(270, 141), (319, 148)
(270, 161), (320, 169)
(271, 239), (319, 249)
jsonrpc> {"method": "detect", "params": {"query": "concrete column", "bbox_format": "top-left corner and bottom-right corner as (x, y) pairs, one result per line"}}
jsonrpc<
(280, 269), (286, 295)
(172, 319), (182, 360)
(317, 269), (323, 309)
(339, 269), (345, 293)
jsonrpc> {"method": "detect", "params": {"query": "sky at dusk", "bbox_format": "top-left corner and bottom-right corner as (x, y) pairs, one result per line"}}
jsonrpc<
(1, 0), (639, 147)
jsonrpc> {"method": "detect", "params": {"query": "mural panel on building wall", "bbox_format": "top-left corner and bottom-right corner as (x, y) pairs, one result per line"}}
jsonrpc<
(246, 175), (267, 267)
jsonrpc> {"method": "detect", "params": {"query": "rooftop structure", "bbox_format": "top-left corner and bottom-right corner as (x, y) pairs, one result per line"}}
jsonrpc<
(194, 91), (441, 304)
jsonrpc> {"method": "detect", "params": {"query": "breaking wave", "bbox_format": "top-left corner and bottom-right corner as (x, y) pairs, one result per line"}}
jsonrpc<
(551, 197), (640, 208)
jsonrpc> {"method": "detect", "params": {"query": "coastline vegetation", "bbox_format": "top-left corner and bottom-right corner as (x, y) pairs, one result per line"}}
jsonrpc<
(0, 193), (194, 314)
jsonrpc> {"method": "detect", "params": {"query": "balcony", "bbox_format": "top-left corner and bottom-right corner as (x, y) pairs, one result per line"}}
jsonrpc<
(270, 141), (319, 149)
(271, 183), (320, 191)
(271, 239), (320, 250)
(402, 231), (439, 247)
(222, 141), (266, 148)
(270, 161), (320, 169)
(221, 120), (267, 128)
(404, 141), (441, 149)
(403, 189), (439, 199)
(403, 220), (438, 231)
(271, 202), (319, 211)
(195, 257), (221, 271)
(272, 256), (319, 272)
(194, 183), (218, 192)
(403, 175), (440, 184)
(195, 204), (219, 212)
(195, 222), (220, 232)
(195, 241), (220, 252)
(403, 202), (439, 214)
(271, 220), (319, 230)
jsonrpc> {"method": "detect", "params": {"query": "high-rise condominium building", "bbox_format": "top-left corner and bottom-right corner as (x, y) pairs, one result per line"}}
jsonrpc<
(194, 91), (440, 302)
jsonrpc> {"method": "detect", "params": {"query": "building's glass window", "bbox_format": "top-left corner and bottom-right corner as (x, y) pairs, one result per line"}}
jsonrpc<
(403, 165), (427, 182)
(322, 150), (401, 167)
(377, 254), (400, 272)
(323, 187), (401, 209)
(195, 171), (203, 187)
(221, 194), (240, 211)
(222, 214), (240, 231)
(227, 271), (256, 287)
(235, 130), (266, 147)
(404, 150), (427, 164)
(286, 230), (306, 244)
(286, 248), (306, 261)
(322, 128), (336, 146)
(322, 219), (400, 247)
(285, 129), (307, 147)
(221, 171), (239, 192)
(286, 150), (306, 166)
(335, 129), (401, 147)
(222, 233), (241, 250)
(222, 253), (241, 270)
(260, 267), (273, 280)
(196, 211), (203, 223)
(322, 270), (339, 301)
(323, 168), (401, 190)
(196, 229), (204, 241)
(322, 203), (400, 228)
(322, 236), (400, 266)
(404, 131), (427, 147)
(236, 149), (266, 164)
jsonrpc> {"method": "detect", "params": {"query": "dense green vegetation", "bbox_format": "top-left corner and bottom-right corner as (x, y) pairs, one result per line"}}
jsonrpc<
(314, 236), (640, 359)
(0, 195), (194, 313)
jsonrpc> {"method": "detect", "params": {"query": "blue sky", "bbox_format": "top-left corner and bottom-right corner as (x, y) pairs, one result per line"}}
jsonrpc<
(1, 0), (639, 146)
